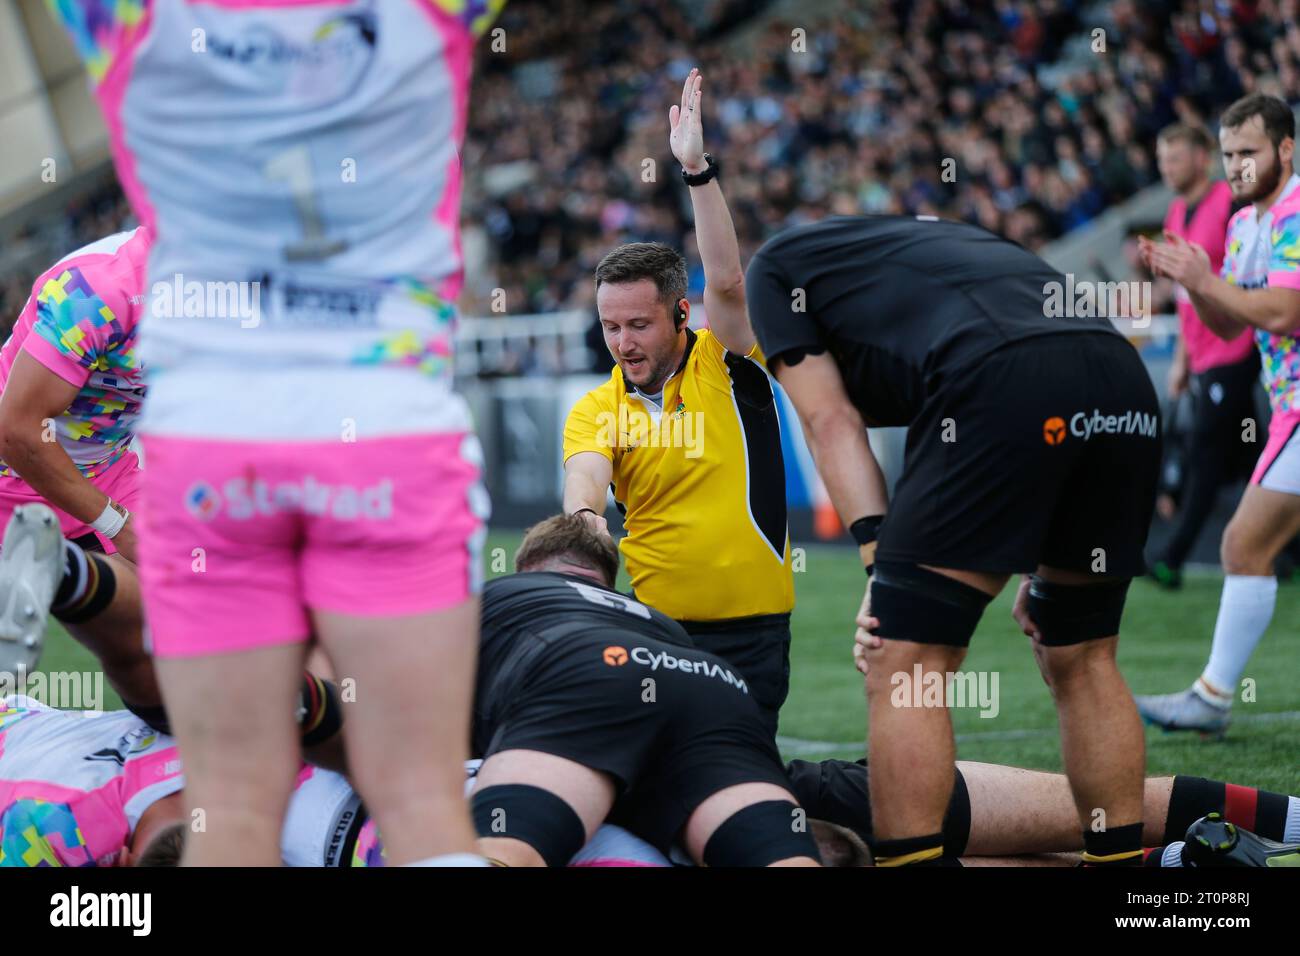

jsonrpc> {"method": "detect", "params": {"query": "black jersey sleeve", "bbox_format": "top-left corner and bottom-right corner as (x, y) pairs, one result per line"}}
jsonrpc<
(744, 245), (828, 371)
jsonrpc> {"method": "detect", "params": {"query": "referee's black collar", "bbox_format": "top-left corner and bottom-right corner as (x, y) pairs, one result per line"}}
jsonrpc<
(622, 326), (696, 396)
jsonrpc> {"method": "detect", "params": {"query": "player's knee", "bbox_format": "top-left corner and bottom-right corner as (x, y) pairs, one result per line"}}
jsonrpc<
(1025, 575), (1129, 651)
(470, 784), (587, 868)
(1219, 519), (1265, 574)
(863, 640), (963, 698)
(867, 561), (992, 653)
(702, 800), (822, 867)
(1034, 635), (1119, 693)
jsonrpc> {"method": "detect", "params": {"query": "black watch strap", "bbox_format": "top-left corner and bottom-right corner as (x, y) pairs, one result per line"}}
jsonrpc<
(681, 153), (719, 187)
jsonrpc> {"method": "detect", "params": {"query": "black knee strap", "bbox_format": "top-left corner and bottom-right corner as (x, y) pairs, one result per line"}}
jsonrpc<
(703, 800), (821, 867)
(1026, 576), (1130, 646)
(868, 561), (992, 647)
(471, 784), (586, 868)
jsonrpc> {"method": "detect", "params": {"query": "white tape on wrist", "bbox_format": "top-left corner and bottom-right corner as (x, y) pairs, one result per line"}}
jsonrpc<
(91, 501), (127, 539)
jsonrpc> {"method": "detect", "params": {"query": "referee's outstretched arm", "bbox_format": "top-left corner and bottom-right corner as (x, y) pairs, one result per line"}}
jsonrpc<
(671, 67), (756, 355)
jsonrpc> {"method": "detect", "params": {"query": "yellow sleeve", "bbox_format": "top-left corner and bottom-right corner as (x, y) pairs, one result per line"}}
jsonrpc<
(698, 328), (765, 371)
(563, 388), (618, 463)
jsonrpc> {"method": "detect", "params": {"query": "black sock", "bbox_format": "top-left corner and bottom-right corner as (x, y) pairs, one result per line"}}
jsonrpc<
(52, 543), (116, 622)
(298, 672), (343, 746)
(1081, 821), (1143, 866)
(1164, 775), (1291, 843)
(871, 832), (945, 867)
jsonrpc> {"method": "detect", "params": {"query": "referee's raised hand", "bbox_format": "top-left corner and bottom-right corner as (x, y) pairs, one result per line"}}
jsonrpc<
(669, 67), (707, 175)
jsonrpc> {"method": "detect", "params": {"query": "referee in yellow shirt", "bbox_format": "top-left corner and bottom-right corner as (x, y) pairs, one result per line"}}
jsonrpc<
(563, 69), (794, 736)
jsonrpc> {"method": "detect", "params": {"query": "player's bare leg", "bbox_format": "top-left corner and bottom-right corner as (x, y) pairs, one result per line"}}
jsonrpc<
(312, 599), (479, 866)
(1138, 486), (1300, 733)
(155, 641), (306, 866)
(682, 782), (821, 866)
(1022, 565), (1145, 860)
(862, 566), (1005, 863)
(55, 550), (160, 710)
(959, 761), (1174, 855)
(473, 750), (616, 866)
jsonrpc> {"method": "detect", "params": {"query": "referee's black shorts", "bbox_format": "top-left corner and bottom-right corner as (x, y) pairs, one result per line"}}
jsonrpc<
(477, 628), (794, 855)
(676, 612), (791, 739)
(876, 332), (1161, 578)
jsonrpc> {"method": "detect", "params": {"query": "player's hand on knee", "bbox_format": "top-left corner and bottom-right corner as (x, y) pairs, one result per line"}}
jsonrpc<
(853, 582), (881, 673)
(1011, 575), (1042, 642)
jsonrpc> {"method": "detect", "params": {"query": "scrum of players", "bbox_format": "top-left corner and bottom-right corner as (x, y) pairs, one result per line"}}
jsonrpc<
(0, 2), (1297, 868)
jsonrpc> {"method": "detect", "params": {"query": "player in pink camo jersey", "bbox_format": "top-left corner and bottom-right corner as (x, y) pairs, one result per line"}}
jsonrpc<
(46, 0), (505, 865)
(1139, 92), (1300, 735)
(0, 228), (164, 728)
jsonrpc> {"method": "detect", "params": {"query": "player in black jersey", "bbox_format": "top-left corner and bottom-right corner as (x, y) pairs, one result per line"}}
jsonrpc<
(746, 215), (1161, 867)
(469, 513), (820, 867)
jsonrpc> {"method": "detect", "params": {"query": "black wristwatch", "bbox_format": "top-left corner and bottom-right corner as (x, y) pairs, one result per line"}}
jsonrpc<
(681, 153), (720, 187)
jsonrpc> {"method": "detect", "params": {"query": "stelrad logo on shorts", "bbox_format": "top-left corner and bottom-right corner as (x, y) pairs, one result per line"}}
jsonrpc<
(184, 477), (394, 521)
(1043, 410), (1158, 444)
(610, 646), (749, 693)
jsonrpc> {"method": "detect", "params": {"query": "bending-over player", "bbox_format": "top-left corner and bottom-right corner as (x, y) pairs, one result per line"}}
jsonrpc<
(745, 214), (1162, 866)
(466, 514), (820, 867)
(0, 229), (158, 726)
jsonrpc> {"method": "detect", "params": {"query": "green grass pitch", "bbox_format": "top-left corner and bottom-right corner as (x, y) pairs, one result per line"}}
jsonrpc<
(29, 532), (1300, 793)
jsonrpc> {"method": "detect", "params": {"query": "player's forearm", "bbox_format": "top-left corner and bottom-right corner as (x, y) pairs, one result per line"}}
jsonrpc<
(1189, 276), (1298, 336)
(802, 408), (889, 527)
(0, 429), (108, 524)
(563, 471), (608, 515)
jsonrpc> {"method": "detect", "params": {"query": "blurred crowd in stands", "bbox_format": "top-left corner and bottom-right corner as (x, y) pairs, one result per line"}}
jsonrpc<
(4, 0), (1300, 360)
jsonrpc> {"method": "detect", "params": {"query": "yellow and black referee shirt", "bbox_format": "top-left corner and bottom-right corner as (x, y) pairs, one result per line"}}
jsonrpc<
(563, 328), (794, 622)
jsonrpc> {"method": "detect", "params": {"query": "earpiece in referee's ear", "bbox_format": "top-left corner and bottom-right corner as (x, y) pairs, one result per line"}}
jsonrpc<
(676, 300), (687, 329)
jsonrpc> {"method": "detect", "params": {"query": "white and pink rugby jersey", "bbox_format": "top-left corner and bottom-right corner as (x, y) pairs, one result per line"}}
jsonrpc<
(0, 697), (182, 867)
(0, 228), (150, 480)
(1220, 173), (1300, 414)
(48, 0), (505, 440)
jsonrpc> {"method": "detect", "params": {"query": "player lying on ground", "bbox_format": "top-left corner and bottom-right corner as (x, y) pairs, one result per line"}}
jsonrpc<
(788, 757), (1300, 867)
(6, 690), (1295, 868)
(0, 229), (159, 726)
(1137, 92), (1300, 735)
(0, 695), (670, 868)
(746, 213), (1162, 866)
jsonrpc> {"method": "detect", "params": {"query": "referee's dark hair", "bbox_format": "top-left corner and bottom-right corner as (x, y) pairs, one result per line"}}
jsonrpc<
(594, 242), (689, 329)
(515, 513), (621, 587)
(1220, 92), (1296, 147)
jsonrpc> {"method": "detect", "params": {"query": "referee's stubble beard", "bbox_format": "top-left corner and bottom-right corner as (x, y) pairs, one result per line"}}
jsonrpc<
(597, 279), (689, 394)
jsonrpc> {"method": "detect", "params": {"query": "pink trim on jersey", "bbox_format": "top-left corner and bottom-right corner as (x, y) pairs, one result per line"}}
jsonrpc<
(1165, 181), (1253, 373)
(121, 745), (184, 805)
(93, 7), (157, 233)
(417, 2), (473, 303)
(569, 859), (666, 868)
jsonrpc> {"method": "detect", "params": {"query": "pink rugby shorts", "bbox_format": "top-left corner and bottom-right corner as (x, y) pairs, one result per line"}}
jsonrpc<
(138, 432), (488, 658)
(0, 450), (142, 555)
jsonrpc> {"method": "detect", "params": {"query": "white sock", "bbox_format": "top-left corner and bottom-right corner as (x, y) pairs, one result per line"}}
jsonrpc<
(1197, 575), (1277, 707)
(1160, 842), (1185, 867)
(404, 853), (489, 867)
(1286, 796), (1300, 844)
